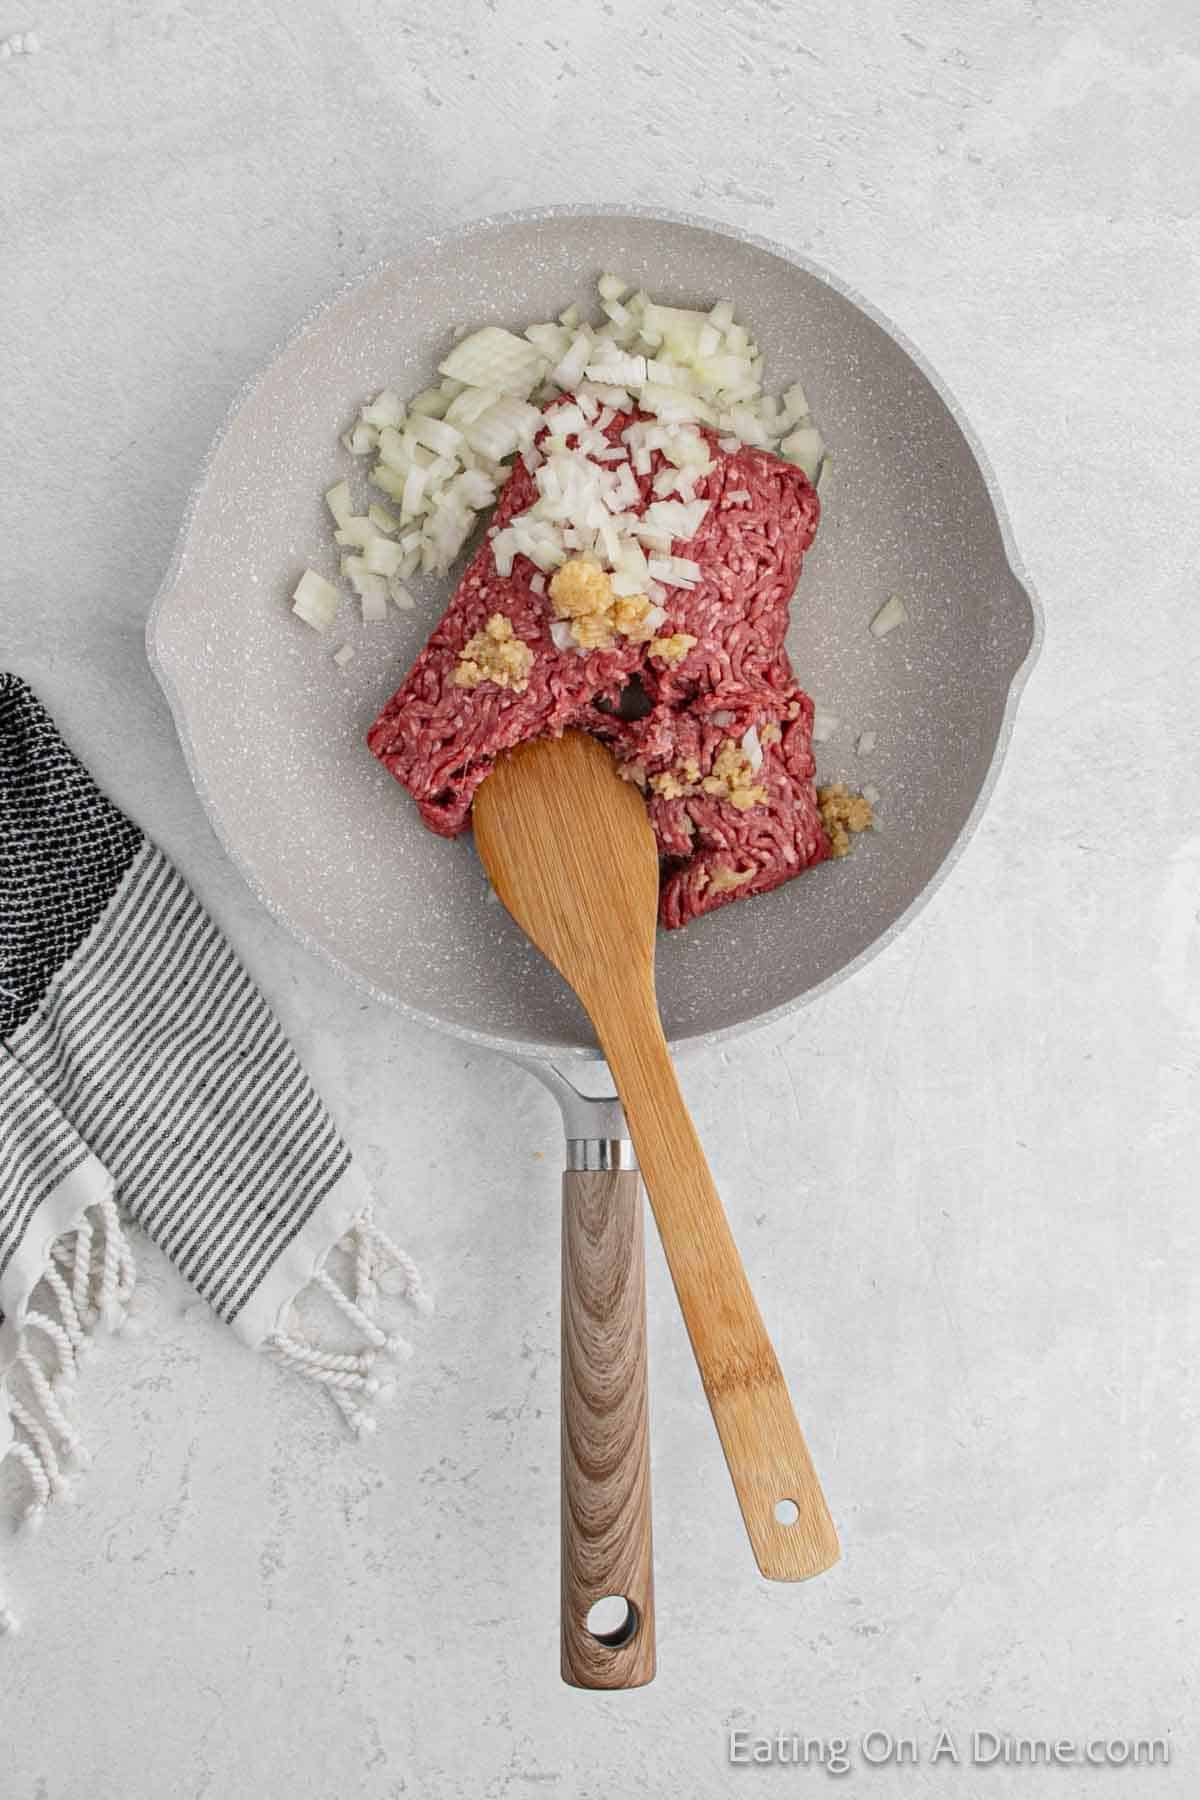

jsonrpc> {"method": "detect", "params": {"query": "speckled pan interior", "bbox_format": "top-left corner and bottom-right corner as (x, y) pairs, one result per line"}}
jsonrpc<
(149, 208), (1038, 1058)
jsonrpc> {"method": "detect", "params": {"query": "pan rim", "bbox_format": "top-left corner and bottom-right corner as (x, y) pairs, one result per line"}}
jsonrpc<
(146, 202), (1044, 1063)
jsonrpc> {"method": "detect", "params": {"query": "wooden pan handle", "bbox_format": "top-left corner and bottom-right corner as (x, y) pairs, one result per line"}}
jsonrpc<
(594, 992), (839, 1583)
(560, 1168), (656, 1689)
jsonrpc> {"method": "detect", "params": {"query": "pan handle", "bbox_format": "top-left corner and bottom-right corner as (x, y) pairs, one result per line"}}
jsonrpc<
(517, 1060), (657, 1689)
(560, 1156), (655, 1690)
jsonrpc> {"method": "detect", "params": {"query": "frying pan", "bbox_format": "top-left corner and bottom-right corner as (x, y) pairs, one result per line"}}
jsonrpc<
(147, 206), (1041, 1688)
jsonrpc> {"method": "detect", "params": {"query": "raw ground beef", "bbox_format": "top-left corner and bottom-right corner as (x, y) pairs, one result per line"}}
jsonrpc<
(368, 408), (831, 928)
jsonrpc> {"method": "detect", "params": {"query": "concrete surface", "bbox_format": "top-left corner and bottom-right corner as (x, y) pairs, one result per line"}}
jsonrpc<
(2, 1), (1198, 1795)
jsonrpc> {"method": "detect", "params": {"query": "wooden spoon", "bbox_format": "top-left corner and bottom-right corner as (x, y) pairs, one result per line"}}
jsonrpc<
(474, 730), (839, 1582)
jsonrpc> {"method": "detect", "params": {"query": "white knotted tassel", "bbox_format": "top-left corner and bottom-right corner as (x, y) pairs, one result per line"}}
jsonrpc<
(42, 1263), (89, 1359)
(263, 1209), (425, 1436)
(71, 1214), (94, 1319)
(334, 1395), (376, 1436)
(353, 1205), (377, 1303)
(24, 1308), (78, 1392)
(96, 1196), (127, 1329)
(312, 1267), (407, 1355)
(7, 1440), (51, 1527)
(270, 1332), (373, 1379)
(366, 1216), (435, 1315)
(7, 1397), (69, 1508)
(2, 1198), (137, 1544)
(16, 1352), (87, 1468)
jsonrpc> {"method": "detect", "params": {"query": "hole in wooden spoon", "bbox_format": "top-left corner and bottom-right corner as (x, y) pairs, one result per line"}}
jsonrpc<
(775, 1498), (800, 1526)
(585, 1594), (639, 1647)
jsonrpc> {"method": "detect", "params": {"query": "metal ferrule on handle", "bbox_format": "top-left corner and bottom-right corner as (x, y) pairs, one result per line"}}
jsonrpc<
(566, 1138), (638, 1171)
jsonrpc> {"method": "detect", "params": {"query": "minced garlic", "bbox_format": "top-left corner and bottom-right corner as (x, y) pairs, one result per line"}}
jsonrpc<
(701, 739), (768, 811)
(548, 557), (660, 651)
(612, 595), (657, 643)
(648, 632), (698, 666)
(452, 613), (534, 693)
(571, 611), (617, 651)
(707, 865), (755, 894)
(817, 782), (874, 857)
(649, 756), (701, 801)
(649, 771), (688, 801)
(548, 557), (611, 620)
(645, 739), (767, 811)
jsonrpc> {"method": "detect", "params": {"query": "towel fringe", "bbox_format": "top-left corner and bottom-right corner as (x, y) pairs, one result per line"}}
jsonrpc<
(0, 1200), (427, 1631)
(1, 1199), (136, 1526)
(266, 1204), (429, 1437)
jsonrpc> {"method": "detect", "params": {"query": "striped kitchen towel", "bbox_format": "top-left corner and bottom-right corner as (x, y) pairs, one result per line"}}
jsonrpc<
(0, 673), (429, 1634)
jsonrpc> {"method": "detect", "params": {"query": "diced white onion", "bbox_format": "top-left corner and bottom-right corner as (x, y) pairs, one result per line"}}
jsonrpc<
(309, 285), (830, 653)
(409, 413), (463, 458)
(782, 381), (809, 421)
(578, 380), (632, 411)
(465, 397), (541, 462)
(332, 642), (355, 668)
(361, 389), (404, 430)
(741, 725), (763, 770)
(636, 499), (708, 543)
(408, 386), (451, 420)
(780, 424), (824, 479)
(342, 422), (377, 456)
(439, 326), (545, 398)
(370, 462), (407, 501)
(856, 730), (877, 756)
(549, 619), (575, 652)
(400, 466), (427, 520)
(445, 385), (502, 428)
(525, 321), (571, 363)
(491, 528), (517, 577)
(454, 467), (498, 510)
(869, 594), (909, 639)
(552, 330), (594, 390)
(365, 537), (403, 577)
(584, 351), (646, 387)
(334, 516), (376, 550)
(325, 481), (353, 526)
(862, 783), (881, 807)
(811, 709), (839, 743)
(360, 580), (389, 623)
(291, 569), (339, 633)
(665, 556), (701, 585)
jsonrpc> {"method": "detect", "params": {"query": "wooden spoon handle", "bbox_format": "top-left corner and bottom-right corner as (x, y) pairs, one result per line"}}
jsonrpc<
(560, 1167), (656, 1688)
(595, 996), (839, 1582)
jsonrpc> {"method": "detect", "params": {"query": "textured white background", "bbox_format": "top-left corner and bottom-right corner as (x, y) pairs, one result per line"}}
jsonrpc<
(3, 1), (1199, 1795)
